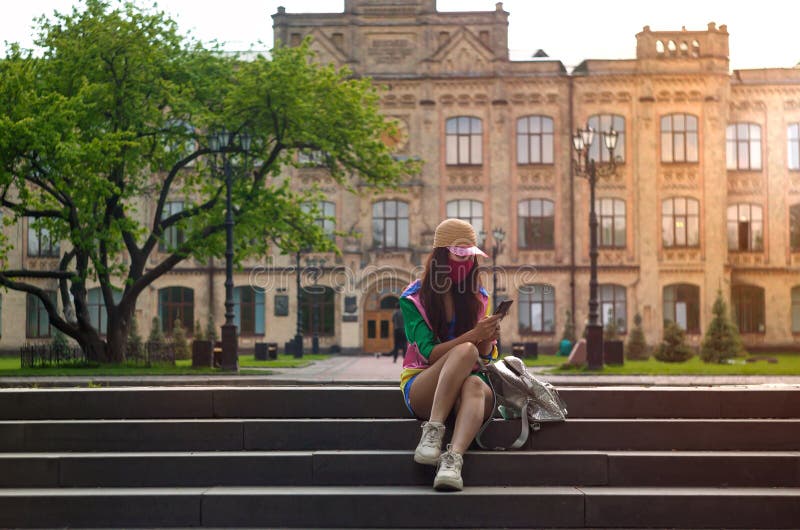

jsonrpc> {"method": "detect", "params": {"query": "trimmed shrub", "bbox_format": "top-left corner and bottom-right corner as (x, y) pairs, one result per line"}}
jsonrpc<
(625, 313), (650, 360)
(561, 310), (576, 343)
(654, 321), (694, 363)
(149, 316), (165, 343)
(171, 318), (191, 360)
(701, 290), (746, 363)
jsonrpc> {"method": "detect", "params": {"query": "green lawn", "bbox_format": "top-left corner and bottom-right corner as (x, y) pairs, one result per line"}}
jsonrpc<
(0, 353), (328, 377)
(535, 353), (800, 375)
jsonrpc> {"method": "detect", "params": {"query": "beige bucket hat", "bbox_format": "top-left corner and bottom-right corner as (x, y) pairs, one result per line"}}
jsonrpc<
(433, 218), (489, 257)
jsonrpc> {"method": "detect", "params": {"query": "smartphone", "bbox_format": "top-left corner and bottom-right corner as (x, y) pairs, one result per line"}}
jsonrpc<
(493, 299), (514, 317)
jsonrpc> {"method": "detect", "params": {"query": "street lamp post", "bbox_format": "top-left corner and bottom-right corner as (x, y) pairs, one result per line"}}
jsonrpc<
(479, 227), (506, 353)
(208, 128), (251, 372)
(572, 125), (618, 370)
(294, 250), (304, 358)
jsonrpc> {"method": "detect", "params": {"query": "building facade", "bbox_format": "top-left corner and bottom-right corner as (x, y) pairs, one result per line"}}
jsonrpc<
(2, 0), (800, 354)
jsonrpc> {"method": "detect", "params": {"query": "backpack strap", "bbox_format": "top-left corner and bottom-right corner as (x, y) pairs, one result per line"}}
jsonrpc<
(474, 363), (534, 451)
(474, 371), (497, 450)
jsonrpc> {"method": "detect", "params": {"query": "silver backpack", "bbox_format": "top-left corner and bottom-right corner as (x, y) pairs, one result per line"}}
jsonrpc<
(476, 355), (568, 450)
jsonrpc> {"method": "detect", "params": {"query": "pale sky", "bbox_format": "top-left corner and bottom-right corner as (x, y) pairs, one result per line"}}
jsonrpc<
(1, 0), (798, 71)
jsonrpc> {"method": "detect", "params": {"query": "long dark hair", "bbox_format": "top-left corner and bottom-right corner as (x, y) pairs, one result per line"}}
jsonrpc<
(419, 247), (483, 341)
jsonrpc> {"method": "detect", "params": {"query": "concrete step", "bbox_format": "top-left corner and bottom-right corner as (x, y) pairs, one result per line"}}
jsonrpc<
(2, 385), (799, 420)
(2, 450), (797, 488)
(1, 418), (798, 452)
(0, 486), (798, 528)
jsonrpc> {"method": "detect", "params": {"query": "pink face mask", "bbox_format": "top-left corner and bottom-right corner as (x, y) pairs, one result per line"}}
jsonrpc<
(448, 255), (474, 284)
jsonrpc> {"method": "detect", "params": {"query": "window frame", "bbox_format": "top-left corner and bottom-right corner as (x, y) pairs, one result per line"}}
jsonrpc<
(731, 285), (766, 334)
(788, 123), (800, 170)
(595, 198), (626, 249)
(26, 291), (56, 338)
(662, 197), (700, 248)
(445, 116), (483, 166)
(599, 284), (627, 333)
(663, 283), (701, 334)
(726, 122), (762, 170)
(588, 114), (626, 163)
(661, 113), (699, 163)
(300, 285), (335, 337)
(792, 286), (800, 334)
(234, 286), (265, 336)
(518, 284), (556, 335)
(87, 287), (123, 336)
(518, 199), (555, 250)
(159, 201), (185, 252)
(158, 286), (194, 335)
(372, 200), (410, 250)
(516, 115), (554, 165)
(27, 219), (60, 258)
(303, 201), (336, 240)
(446, 199), (484, 235)
(727, 203), (764, 252)
(790, 203), (800, 252)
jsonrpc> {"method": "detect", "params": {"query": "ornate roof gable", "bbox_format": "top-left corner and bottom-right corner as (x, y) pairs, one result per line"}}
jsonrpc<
(425, 28), (497, 74)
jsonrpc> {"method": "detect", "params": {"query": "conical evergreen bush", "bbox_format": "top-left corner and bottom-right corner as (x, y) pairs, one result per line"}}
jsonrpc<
(654, 321), (694, 362)
(701, 290), (745, 363)
(625, 313), (649, 360)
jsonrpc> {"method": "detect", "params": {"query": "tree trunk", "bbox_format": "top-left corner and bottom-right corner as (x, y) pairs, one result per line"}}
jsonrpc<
(76, 331), (109, 364)
(106, 304), (134, 364)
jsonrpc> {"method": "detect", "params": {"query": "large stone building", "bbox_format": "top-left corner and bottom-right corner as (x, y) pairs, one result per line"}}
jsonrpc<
(3, 0), (800, 355)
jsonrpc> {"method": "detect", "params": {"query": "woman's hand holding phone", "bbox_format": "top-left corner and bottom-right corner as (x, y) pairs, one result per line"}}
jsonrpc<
(470, 314), (502, 343)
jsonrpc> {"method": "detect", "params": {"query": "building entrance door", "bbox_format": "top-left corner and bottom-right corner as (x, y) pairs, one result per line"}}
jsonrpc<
(363, 294), (400, 354)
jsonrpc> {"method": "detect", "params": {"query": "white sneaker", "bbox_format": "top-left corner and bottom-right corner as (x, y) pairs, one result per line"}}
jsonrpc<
(433, 444), (464, 491)
(413, 421), (445, 465)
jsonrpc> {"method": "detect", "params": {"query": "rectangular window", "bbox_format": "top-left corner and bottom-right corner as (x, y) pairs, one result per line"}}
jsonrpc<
(26, 292), (56, 338)
(159, 201), (185, 252)
(27, 220), (60, 257)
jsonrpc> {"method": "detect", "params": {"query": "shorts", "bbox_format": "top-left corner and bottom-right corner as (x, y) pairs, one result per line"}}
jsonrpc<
(402, 371), (492, 418)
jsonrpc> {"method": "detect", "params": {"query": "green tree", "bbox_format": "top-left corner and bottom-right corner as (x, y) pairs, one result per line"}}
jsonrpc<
(625, 313), (649, 360)
(603, 318), (620, 341)
(654, 321), (694, 363)
(194, 320), (205, 341)
(127, 314), (143, 357)
(701, 290), (745, 363)
(206, 313), (218, 343)
(561, 310), (576, 343)
(0, 1), (415, 362)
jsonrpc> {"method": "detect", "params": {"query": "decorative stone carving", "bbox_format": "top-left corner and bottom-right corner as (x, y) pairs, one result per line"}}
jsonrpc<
(518, 169), (555, 190)
(599, 250), (625, 264)
(727, 172), (763, 195)
(663, 249), (701, 262)
(660, 166), (699, 189)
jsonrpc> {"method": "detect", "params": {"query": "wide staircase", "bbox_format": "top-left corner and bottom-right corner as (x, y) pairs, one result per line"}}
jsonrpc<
(0, 384), (799, 528)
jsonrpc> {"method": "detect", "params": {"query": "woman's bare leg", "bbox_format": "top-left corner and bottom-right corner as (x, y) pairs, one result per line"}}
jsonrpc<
(408, 342), (478, 422)
(450, 376), (494, 453)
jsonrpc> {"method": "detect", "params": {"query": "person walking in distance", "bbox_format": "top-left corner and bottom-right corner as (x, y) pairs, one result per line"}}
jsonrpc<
(398, 218), (501, 491)
(392, 302), (406, 363)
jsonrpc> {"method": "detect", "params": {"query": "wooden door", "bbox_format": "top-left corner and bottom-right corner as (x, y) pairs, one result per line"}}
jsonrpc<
(363, 310), (394, 353)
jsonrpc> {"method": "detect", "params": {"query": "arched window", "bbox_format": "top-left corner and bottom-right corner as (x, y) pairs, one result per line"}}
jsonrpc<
(234, 286), (265, 336)
(158, 287), (194, 334)
(791, 203), (800, 252)
(727, 204), (763, 251)
(789, 123), (800, 170)
(446, 200), (483, 234)
(732, 285), (765, 334)
(518, 199), (554, 249)
(372, 200), (409, 249)
(667, 40), (677, 55)
(519, 284), (555, 334)
(599, 284), (627, 333)
(445, 116), (482, 165)
(691, 40), (700, 57)
(679, 41), (689, 55)
(656, 40), (665, 55)
(300, 285), (335, 336)
(588, 114), (625, 163)
(726, 123), (762, 170)
(26, 291), (56, 338)
(87, 287), (123, 336)
(792, 286), (800, 333)
(661, 113), (699, 163)
(663, 284), (700, 334)
(516, 115), (554, 164)
(662, 197), (700, 248)
(596, 198), (626, 248)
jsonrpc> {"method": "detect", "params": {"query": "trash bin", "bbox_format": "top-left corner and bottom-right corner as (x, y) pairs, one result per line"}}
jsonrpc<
(511, 342), (525, 358)
(523, 342), (538, 360)
(267, 342), (278, 360)
(254, 342), (268, 361)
